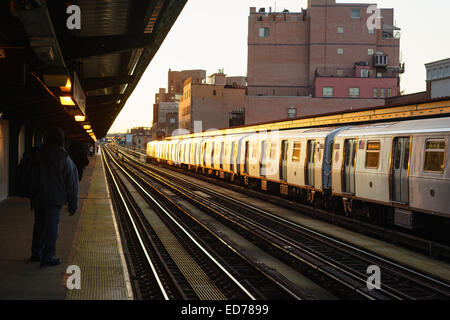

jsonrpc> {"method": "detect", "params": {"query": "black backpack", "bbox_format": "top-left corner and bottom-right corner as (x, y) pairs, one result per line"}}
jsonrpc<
(16, 147), (40, 198)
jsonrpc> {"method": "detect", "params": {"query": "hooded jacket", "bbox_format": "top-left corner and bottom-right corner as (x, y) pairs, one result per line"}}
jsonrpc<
(33, 143), (79, 211)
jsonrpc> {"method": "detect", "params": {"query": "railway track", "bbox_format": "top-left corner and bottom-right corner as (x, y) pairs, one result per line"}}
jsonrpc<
(120, 146), (450, 261)
(114, 145), (450, 300)
(103, 146), (300, 300)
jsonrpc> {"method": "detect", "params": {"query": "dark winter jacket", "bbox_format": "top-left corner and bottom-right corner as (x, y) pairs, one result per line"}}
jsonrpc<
(32, 143), (79, 212)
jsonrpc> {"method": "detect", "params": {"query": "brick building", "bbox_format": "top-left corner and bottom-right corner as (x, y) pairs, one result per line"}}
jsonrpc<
(126, 127), (152, 150)
(178, 72), (246, 132)
(246, 0), (403, 124)
(152, 69), (206, 139)
(167, 69), (206, 102)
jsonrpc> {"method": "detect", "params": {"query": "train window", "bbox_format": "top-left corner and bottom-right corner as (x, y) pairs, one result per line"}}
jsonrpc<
(345, 144), (351, 166)
(365, 141), (380, 168)
(252, 143), (257, 158)
(292, 142), (301, 162)
(394, 140), (402, 170)
(424, 139), (446, 172)
(403, 140), (410, 170)
(270, 142), (277, 160)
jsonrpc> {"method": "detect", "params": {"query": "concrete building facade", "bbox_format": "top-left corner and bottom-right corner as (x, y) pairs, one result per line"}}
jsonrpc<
(246, 0), (403, 124)
(178, 74), (246, 132)
(426, 58), (450, 99)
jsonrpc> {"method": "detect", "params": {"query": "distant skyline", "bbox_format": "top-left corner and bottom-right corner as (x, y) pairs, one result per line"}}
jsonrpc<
(108, 0), (450, 133)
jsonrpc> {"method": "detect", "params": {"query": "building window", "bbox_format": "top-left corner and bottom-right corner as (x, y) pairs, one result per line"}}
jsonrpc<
(323, 87), (334, 97)
(337, 26), (344, 34)
(424, 139), (445, 172)
(365, 141), (381, 168)
(349, 87), (360, 98)
(368, 28), (375, 34)
(292, 142), (301, 162)
(368, 48), (374, 55)
(360, 69), (369, 78)
(380, 88), (385, 97)
(350, 9), (361, 19)
(337, 48), (344, 55)
(169, 118), (176, 124)
(213, 90), (216, 96)
(287, 107), (297, 119)
(387, 88), (393, 98)
(373, 88), (378, 98)
(377, 72), (383, 78)
(336, 69), (344, 76)
(259, 27), (270, 38)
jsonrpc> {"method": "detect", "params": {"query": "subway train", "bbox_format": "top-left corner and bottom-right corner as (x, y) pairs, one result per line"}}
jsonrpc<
(146, 117), (450, 233)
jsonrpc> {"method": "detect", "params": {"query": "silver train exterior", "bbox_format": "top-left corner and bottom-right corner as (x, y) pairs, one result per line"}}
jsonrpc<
(147, 117), (450, 230)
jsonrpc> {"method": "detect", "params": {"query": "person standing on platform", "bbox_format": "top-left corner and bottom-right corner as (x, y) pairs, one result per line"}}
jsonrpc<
(30, 127), (79, 267)
(68, 140), (89, 181)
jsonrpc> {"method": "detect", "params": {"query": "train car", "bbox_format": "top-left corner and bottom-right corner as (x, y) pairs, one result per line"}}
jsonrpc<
(332, 118), (450, 228)
(146, 117), (450, 233)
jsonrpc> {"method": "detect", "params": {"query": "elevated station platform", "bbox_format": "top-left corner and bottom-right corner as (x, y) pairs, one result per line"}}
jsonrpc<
(0, 154), (133, 300)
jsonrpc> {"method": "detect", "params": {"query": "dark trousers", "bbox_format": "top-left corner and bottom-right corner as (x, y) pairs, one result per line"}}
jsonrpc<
(31, 203), (62, 262)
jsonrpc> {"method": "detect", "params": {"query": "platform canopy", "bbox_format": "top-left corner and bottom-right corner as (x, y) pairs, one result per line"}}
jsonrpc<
(0, 0), (187, 141)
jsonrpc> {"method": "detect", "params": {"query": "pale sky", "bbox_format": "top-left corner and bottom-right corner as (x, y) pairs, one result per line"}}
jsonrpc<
(108, 0), (450, 133)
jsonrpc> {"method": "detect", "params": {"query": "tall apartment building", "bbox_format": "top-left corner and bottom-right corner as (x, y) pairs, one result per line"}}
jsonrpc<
(152, 69), (206, 139)
(178, 72), (246, 132)
(246, 0), (403, 124)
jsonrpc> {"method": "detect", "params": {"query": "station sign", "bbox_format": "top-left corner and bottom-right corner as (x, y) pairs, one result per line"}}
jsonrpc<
(72, 72), (86, 115)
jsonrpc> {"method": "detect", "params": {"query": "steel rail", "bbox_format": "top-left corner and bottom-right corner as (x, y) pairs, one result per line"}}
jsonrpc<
(102, 147), (170, 300)
(105, 146), (258, 300)
(116, 146), (450, 300)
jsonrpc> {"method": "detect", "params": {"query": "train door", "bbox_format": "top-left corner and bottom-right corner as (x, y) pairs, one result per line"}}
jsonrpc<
(391, 137), (411, 204)
(220, 141), (224, 169)
(343, 139), (357, 194)
(244, 141), (249, 174)
(280, 140), (288, 181)
(305, 140), (317, 186)
(193, 143), (197, 165)
(237, 140), (242, 173)
(211, 142), (215, 168)
(260, 140), (267, 177)
(187, 143), (192, 164)
(202, 142), (207, 166)
(230, 141), (235, 172)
